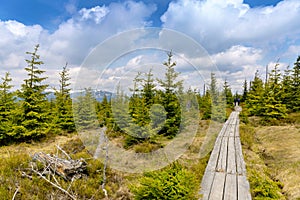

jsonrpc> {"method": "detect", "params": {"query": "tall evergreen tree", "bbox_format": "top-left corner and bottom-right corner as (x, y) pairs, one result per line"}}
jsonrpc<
(111, 84), (131, 132)
(209, 73), (218, 105)
(53, 63), (75, 133)
(96, 94), (113, 128)
(260, 64), (287, 121)
(223, 79), (233, 107)
(0, 72), (15, 121)
(73, 88), (98, 130)
(0, 72), (16, 143)
(246, 70), (264, 116)
(209, 73), (226, 122)
(199, 89), (212, 120)
(142, 69), (156, 108)
(291, 56), (300, 112)
(128, 73), (143, 124)
(281, 65), (293, 112)
(16, 44), (49, 140)
(242, 79), (248, 102)
(157, 52), (183, 138)
(130, 69), (157, 127)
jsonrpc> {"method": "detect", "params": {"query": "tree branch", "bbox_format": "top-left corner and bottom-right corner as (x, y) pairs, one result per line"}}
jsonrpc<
(12, 186), (20, 200)
(31, 168), (77, 200)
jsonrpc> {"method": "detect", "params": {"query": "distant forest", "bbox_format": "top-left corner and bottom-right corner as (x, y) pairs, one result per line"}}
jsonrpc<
(0, 45), (299, 145)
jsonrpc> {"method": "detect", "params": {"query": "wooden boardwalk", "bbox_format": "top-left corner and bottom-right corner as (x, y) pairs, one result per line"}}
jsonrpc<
(199, 108), (251, 200)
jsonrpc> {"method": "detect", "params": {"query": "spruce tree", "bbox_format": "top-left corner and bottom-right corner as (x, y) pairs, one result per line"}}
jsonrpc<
(111, 84), (131, 132)
(223, 79), (233, 107)
(209, 73), (218, 104)
(0, 72), (16, 144)
(16, 44), (49, 140)
(199, 89), (212, 120)
(246, 70), (264, 116)
(53, 63), (75, 133)
(157, 52), (183, 138)
(260, 64), (287, 121)
(142, 69), (156, 108)
(210, 73), (226, 122)
(73, 88), (98, 130)
(128, 73), (145, 124)
(96, 94), (113, 128)
(291, 56), (300, 112)
(282, 66), (293, 112)
(126, 70), (157, 142)
(242, 79), (248, 102)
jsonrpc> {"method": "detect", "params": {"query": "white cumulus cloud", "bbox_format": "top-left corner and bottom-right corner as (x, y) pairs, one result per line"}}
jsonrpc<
(79, 6), (109, 24)
(0, 1), (156, 89)
(161, 0), (300, 53)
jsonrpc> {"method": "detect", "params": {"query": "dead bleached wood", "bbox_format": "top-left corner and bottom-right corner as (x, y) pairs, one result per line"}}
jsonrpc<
(12, 186), (20, 200)
(32, 152), (87, 180)
(22, 146), (89, 200)
(31, 167), (77, 200)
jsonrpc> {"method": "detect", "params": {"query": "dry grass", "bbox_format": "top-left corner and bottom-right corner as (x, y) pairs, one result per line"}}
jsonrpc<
(182, 119), (223, 160)
(0, 117), (218, 199)
(0, 133), (134, 199)
(255, 125), (300, 199)
(0, 134), (77, 159)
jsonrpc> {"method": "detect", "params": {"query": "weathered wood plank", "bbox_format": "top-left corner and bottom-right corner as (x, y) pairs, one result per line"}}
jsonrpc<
(205, 136), (222, 171)
(227, 136), (236, 174)
(238, 176), (252, 200)
(225, 113), (238, 137)
(224, 174), (237, 200)
(209, 172), (226, 200)
(199, 171), (215, 200)
(235, 136), (246, 176)
(218, 120), (229, 138)
(216, 136), (228, 172)
(234, 118), (240, 137)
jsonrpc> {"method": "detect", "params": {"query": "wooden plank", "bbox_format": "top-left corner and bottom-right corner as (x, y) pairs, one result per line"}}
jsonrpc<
(227, 137), (236, 174)
(209, 172), (226, 200)
(238, 176), (252, 200)
(206, 136), (222, 171)
(226, 113), (238, 137)
(234, 119), (239, 137)
(229, 112), (237, 124)
(223, 174), (237, 200)
(235, 119), (240, 137)
(199, 171), (215, 200)
(235, 137), (246, 176)
(216, 136), (228, 172)
(218, 120), (229, 138)
(227, 124), (235, 137)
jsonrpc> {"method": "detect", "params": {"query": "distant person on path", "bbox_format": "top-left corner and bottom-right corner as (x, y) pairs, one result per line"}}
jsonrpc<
(237, 98), (240, 106)
(234, 98), (237, 106)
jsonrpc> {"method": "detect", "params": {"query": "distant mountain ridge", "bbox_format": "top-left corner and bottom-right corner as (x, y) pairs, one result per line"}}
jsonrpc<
(46, 90), (114, 102)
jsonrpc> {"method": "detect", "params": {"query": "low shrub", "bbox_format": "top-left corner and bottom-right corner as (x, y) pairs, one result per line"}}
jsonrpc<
(132, 162), (198, 200)
(248, 169), (284, 200)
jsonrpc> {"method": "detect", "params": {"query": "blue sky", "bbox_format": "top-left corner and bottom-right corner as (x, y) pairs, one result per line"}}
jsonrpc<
(0, 0), (283, 30)
(0, 0), (171, 30)
(0, 0), (299, 93)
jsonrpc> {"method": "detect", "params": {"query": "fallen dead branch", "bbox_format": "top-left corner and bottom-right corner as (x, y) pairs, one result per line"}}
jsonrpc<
(30, 166), (77, 200)
(20, 145), (88, 200)
(12, 185), (20, 200)
(32, 151), (87, 180)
